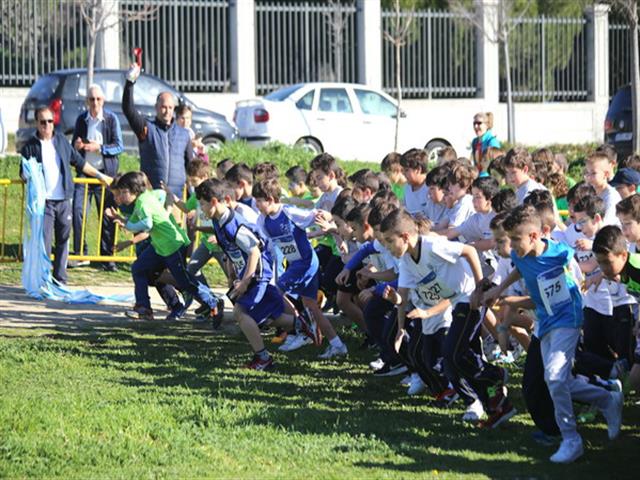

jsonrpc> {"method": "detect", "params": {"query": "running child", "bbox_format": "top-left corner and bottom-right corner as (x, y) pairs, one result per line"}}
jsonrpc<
(253, 177), (348, 359)
(485, 205), (623, 464)
(195, 178), (316, 370)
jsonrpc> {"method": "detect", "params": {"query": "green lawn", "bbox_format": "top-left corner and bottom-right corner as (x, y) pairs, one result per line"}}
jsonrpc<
(0, 320), (637, 479)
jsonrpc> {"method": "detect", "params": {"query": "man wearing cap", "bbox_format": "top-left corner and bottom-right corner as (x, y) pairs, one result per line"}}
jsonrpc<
(610, 168), (640, 200)
(71, 84), (124, 271)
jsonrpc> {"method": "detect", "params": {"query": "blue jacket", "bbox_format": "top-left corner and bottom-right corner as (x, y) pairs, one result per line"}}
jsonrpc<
(71, 108), (124, 176)
(471, 130), (501, 156)
(20, 132), (87, 201)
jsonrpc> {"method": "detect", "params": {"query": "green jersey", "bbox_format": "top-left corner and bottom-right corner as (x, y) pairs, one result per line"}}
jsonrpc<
(620, 252), (640, 299)
(131, 190), (190, 257)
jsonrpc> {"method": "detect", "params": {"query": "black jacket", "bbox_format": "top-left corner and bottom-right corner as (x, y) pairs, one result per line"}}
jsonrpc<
(71, 108), (124, 177)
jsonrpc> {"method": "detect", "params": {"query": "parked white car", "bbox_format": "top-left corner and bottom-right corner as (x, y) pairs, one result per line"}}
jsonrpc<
(233, 82), (457, 162)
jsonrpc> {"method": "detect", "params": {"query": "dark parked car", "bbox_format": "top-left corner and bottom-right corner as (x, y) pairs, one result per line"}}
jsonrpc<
(605, 85), (633, 161)
(16, 69), (237, 153)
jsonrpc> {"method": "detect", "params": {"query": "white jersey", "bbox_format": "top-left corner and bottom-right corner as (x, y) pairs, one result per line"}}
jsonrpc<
(446, 194), (476, 229)
(403, 183), (429, 218)
(516, 178), (547, 204)
(599, 185), (622, 227)
(399, 235), (475, 308)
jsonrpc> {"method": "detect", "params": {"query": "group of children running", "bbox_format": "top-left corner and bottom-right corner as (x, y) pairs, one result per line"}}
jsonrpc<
(103, 143), (639, 465)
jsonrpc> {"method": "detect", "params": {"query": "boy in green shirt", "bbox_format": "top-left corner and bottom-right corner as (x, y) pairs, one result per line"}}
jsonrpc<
(110, 171), (222, 323)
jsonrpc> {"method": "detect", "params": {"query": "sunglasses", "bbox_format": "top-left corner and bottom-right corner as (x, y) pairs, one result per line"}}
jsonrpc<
(39, 119), (54, 125)
(88, 97), (103, 102)
(473, 121), (483, 126)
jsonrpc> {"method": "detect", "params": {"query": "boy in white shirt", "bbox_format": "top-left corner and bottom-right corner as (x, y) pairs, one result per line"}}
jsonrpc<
(502, 147), (547, 204)
(401, 148), (429, 218)
(584, 152), (622, 225)
(381, 209), (515, 428)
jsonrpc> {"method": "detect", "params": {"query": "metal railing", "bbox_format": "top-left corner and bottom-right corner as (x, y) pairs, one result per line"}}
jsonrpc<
(381, 9), (478, 99)
(121, 0), (231, 92)
(499, 15), (588, 102)
(255, 0), (359, 95)
(609, 23), (636, 97)
(0, 0), (87, 86)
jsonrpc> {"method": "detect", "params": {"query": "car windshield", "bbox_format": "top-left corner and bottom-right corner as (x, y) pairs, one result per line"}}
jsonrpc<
(265, 84), (303, 101)
(28, 75), (60, 100)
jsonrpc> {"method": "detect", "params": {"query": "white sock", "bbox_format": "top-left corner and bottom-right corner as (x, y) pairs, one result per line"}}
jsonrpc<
(329, 336), (344, 348)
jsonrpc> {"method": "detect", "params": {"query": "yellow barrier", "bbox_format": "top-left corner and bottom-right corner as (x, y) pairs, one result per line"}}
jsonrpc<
(0, 175), (570, 264)
(0, 177), (195, 264)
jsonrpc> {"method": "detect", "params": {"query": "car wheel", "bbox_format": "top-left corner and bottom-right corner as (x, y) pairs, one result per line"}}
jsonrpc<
(424, 139), (449, 166)
(295, 137), (322, 154)
(202, 136), (224, 152)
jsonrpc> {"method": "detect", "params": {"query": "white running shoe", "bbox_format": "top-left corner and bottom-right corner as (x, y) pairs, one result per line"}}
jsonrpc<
(462, 399), (485, 422)
(318, 343), (348, 359)
(369, 358), (385, 370)
(407, 373), (426, 396)
(549, 436), (584, 464)
(278, 334), (312, 352)
(601, 390), (624, 440)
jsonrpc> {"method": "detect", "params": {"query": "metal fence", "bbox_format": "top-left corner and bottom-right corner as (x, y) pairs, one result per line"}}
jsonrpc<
(609, 23), (635, 97)
(0, 0), (87, 86)
(255, 1), (359, 96)
(499, 15), (588, 102)
(121, 0), (230, 92)
(381, 9), (478, 99)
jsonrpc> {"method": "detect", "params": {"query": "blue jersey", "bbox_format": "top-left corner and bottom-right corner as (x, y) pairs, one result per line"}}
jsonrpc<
(258, 205), (319, 273)
(511, 239), (583, 338)
(212, 209), (273, 283)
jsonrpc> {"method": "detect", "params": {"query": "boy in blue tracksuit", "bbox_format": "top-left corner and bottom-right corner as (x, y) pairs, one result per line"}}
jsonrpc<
(195, 178), (315, 371)
(253, 177), (348, 360)
(484, 204), (623, 464)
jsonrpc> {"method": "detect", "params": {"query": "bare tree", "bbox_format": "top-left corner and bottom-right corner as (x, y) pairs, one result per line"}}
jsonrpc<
(450, 0), (532, 143)
(323, 0), (348, 82)
(79, 0), (156, 87)
(384, 0), (415, 151)
(610, 0), (640, 153)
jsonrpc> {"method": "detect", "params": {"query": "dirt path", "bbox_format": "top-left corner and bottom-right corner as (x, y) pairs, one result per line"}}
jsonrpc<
(0, 284), (232, 330)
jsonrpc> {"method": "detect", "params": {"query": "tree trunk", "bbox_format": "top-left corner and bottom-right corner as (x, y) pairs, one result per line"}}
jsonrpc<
(87, 33), (96, 88)
(632, 14), (640, 154)
(394, 41), (401, 151)
(500, 2), (515, 143)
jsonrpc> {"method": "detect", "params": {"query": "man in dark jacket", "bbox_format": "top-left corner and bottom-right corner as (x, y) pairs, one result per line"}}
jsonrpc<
(71, 84), (124, 271)
(122, 63), (192, 197)
(20, 107), (112, 284)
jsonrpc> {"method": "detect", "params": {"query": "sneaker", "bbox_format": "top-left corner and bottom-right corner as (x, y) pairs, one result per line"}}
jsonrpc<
(487, 385), (508, 414)
(100, 262), (118, 272)
(373, 362), (408, 377)
(369, 357), (385, 371)
(318, 343), (348, 360)
(549, 436), (584, 464)
(359, 335), (376, 350)
(194, 302), (208, 318)
(125, 305), (154, 321)
(462, 400), (485, 422)
(399, 374), (412, 387)
(407, 373), (427, 396)
(601, 390), (623, 440)
(434, 388), (459, 407)
(480, 399), (517, 429)
(198, 298), (225, 328)
(278, 334), (313, 352)
(165, 302), (187, 321)
(245, 354), (274, 371)
(296, 308), (320, 346)
(607, 378), (623, 393)
(495, 351), (515, 364)
(68, 259), (90, 268)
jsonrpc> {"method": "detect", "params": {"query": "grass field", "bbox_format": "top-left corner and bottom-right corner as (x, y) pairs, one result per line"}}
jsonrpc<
(0, 317), (638, 479)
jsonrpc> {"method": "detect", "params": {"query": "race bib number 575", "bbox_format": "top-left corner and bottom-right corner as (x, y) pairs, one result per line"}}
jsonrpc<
(537, 266), (571, 316)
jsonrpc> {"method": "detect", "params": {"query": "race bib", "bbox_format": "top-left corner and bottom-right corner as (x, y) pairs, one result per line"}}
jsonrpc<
(277, 236), (302, 262)
(228, 249), (246, 275)
(537, 266), (571, 316)
(415, 271), (455, 306)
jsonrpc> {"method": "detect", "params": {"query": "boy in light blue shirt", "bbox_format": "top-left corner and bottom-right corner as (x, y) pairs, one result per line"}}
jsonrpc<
(484, 204), (623, 464)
